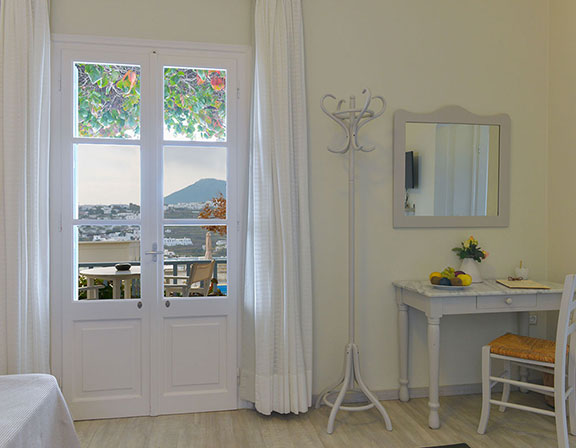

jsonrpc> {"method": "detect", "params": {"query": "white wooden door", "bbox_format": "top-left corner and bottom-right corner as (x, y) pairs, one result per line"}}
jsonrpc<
(53, 41), (244, 419)
(151, 53), (238, 415)
(57, 47), (154, 419)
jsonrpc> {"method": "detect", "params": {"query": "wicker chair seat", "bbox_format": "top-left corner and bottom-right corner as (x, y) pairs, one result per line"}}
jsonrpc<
(489, 333), (566, 364)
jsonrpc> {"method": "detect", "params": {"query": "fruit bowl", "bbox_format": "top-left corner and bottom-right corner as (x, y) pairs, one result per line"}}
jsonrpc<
(115, 263), (132, 271)
(432, 284), (467, 290)
(429, 267), (472, 288)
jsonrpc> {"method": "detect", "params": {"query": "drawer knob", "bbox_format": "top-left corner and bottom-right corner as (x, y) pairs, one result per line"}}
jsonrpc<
(505, 297), (513, 305)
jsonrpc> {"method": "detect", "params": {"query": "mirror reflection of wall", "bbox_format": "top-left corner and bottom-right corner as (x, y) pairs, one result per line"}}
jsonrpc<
(404, 123), (500, 217)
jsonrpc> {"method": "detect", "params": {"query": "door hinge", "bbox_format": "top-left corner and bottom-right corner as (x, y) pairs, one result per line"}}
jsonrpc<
(237, 367), (241, 385)
(237, 88), (240, 100)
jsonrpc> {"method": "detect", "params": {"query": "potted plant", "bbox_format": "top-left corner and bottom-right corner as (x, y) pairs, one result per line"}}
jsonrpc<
(452, 236), (488, 283)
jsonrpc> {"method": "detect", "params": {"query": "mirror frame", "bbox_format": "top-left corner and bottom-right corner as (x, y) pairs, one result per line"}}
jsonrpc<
(393, 105), (511, 228)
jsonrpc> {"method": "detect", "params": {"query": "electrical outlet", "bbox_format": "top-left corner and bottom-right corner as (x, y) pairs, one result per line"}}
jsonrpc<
(529, 313), (538, 325)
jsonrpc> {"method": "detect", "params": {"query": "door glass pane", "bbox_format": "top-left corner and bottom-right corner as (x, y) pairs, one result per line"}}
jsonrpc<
(164, 147), (226, 219)
(163, 67), (227, 142)
(163, 225), (227, 297)
(75, 62), (141, 139)
(76, 144), (140, 220)
(76, 225), (141, 300)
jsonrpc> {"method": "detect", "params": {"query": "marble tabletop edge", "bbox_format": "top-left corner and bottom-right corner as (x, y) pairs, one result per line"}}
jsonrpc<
(393, 279), (563, 297)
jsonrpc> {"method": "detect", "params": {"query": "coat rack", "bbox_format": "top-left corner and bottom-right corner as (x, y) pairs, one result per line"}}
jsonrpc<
(316, 89), (392, 434)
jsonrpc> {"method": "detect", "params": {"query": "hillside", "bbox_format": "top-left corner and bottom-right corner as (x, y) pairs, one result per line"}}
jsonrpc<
(164, 178), (226, 204)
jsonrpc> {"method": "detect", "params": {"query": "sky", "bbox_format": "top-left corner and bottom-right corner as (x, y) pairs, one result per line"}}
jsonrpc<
(76, 144), (226, 205)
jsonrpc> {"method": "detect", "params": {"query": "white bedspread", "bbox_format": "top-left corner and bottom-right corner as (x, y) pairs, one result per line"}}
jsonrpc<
(0, 374), (80, 448)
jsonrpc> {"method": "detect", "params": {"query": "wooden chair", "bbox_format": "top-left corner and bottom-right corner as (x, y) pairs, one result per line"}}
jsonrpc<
(477, 274), (576, 448)
(164, 260), (215, 297)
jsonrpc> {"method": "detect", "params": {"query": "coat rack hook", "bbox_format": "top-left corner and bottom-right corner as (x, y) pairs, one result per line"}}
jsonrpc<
(320, 89), (386, 154)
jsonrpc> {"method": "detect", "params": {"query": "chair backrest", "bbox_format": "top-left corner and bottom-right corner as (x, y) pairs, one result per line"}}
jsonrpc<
(186, 260), (215, 295)
(554, 274), (576, 388)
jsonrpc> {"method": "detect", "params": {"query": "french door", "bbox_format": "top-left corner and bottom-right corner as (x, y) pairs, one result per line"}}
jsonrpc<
(52, 41), (245, 420)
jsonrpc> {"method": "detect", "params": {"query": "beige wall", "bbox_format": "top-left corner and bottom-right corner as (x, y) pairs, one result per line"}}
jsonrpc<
(51, 0), (550, 394)
(546, 0), (575, 340)
(305, 0), (548, 392)
(78, 242), (140, 264)
(548, 0), (576, 284)
(50, 0), (253, 45)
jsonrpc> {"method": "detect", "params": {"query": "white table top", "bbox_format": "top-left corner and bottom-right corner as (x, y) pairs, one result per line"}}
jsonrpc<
(80, 266), (141, 277)
(393, 279), (563, 297)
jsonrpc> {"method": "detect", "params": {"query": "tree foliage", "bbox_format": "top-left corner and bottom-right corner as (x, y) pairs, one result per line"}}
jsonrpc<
(76, 63), (141, 138)
(164, 68), (226, 141)
(76, 63), (226, 141)
(198, 194), (227, 235)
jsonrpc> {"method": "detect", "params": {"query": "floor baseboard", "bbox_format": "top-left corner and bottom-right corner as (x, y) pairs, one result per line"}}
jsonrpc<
(313, 383), (482, 405)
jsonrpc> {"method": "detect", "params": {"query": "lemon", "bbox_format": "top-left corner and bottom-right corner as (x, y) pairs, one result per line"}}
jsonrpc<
(458, 274), (472, 286)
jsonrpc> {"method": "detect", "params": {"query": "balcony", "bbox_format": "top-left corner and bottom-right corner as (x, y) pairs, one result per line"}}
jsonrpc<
(77, 241), (227, 299)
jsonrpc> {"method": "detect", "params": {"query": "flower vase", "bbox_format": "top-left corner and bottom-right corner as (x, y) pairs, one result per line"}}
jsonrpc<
(460, 258), (483, 283)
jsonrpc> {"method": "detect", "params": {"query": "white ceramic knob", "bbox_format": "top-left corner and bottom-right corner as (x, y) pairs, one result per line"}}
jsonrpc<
(505, 297), (513, 305)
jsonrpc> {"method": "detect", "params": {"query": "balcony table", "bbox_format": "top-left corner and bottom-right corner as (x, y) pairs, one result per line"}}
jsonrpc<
(394, 279), (563, 429)
(79, 266), (141, 299)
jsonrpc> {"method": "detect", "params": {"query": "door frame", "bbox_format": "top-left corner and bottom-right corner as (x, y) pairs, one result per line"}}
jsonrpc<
(50, 35), (251, 414)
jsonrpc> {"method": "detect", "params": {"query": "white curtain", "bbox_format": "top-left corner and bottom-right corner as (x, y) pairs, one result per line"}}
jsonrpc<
(241, 0), (313, 414)
(0, 0), (51, 374)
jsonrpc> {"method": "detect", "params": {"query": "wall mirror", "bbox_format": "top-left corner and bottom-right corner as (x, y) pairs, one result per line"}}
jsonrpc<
(393, 106), (510, 228)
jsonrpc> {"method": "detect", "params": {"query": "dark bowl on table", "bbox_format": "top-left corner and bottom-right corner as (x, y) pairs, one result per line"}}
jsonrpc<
(115, 263), (132, 271)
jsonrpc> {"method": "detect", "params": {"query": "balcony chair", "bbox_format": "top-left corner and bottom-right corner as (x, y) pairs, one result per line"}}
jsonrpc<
(78, 285), (104, 299)
(477, 274), (576, 448)
(164, 260), (215, 297)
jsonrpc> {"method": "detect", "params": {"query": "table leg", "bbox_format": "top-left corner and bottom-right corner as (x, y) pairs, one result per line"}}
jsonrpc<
(112, 280), (121, 299)
(398, 302), (410, 402)
(427, 316), (441, 429)
(87, 278), (96, 300)
(125, 279), (133, 299)
(518, 312), (530, 391)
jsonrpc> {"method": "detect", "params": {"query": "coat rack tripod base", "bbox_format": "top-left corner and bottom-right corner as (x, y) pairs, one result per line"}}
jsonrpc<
(315, 89), (392, 434)
(315, 343), (393, 434)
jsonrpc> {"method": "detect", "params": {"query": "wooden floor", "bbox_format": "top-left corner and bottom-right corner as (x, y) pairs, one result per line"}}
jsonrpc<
(75, 392), (570, 447)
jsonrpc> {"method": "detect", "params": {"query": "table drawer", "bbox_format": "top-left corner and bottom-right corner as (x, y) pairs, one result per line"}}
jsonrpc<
(476, 294), (536, 310)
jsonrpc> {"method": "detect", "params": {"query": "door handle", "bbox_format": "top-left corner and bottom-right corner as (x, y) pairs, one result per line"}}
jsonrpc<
(145, 243), (163, 262)
(137, 301), (143, 309)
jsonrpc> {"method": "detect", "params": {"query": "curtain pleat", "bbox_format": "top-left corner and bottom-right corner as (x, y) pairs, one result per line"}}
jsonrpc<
(0, 0), (51, 374)
(241, 0), (312, 415)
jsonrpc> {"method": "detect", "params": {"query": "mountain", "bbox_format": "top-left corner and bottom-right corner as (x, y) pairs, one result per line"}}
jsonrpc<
(164, 178), (226, 205)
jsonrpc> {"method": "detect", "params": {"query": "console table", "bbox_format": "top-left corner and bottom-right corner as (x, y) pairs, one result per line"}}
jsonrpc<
(394, 279), (563, 429)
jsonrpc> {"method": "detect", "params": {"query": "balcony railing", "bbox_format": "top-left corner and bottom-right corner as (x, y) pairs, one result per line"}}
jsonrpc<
(78, 257), (227, 298)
